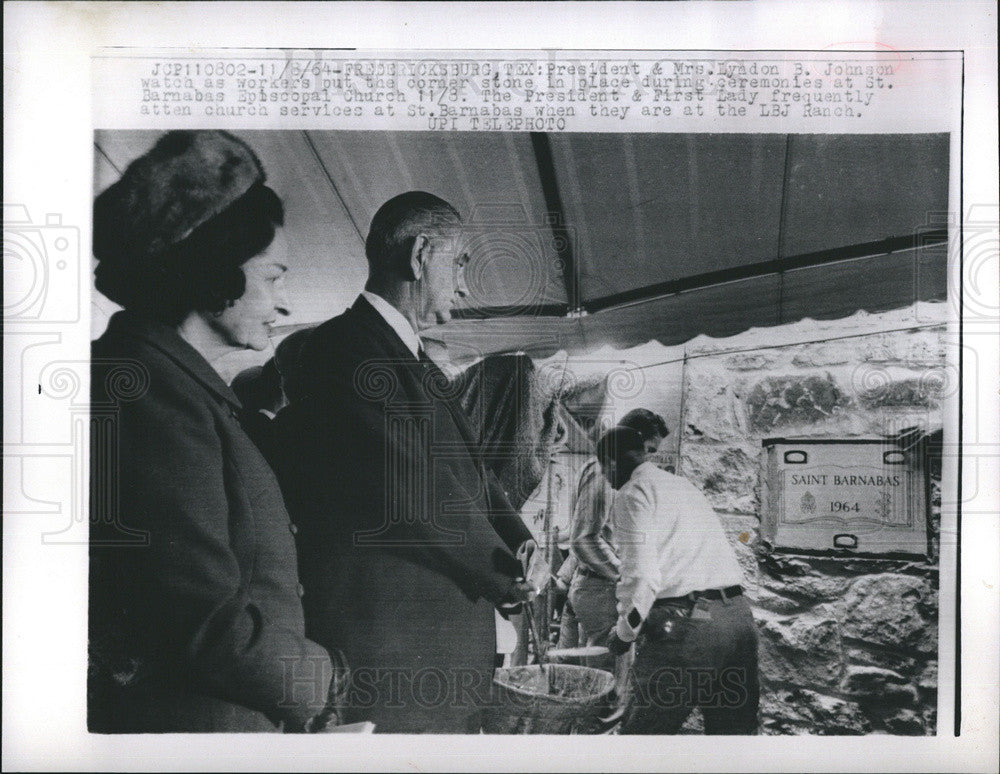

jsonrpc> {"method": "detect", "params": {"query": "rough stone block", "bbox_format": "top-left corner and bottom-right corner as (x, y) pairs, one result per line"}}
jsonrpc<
(917, 660), (937, 692)
(745, 374), (851, 432)
(759, 569), (852, 602)
(748, 586), (803, 615)
(701, 448), (756, 499)
(681, 444), (759, 513)
(664, 318), (944, 736)
(758, 612), (845, 688)
(864, 408), (938, 438)
(818, 557), (929, 577)
(725, 352), (782, 371)
(760, 555), (813, 577)
(859, 329), (947, 364)
(760, 688), (870, 735)
(920, 704), (938, 734)
(842, 665), (919, 705)
(791, 344), (853, 367)
(883, 708), (927, 735)
(841, 575), (937, 653)
(844, 645), (918, 677)
(857, 377), (941, 409)
(681, 370), (749, 441)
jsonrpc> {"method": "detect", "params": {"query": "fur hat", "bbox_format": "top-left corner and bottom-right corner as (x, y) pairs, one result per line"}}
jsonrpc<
(93, 131), (265, 269)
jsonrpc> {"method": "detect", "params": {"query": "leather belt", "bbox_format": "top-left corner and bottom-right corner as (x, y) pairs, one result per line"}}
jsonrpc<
(577, 565), (615, 582)
(654, 585), (743, 606)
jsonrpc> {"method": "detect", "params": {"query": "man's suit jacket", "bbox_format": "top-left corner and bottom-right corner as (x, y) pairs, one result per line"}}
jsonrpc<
(274, 296), (533, 733)
(88, 311), (331, 732)
(239, 408), (277, 466)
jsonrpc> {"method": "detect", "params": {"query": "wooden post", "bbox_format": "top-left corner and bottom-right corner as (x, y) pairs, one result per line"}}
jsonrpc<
(540, 467), (554, 653)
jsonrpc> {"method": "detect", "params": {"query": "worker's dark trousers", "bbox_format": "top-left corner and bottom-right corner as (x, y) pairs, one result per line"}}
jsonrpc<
(621, 594), (760, 735)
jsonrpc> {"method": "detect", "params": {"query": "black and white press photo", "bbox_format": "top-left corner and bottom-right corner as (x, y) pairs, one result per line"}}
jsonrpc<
(3, 5), (997, 770)
(88, 122), (951, 735)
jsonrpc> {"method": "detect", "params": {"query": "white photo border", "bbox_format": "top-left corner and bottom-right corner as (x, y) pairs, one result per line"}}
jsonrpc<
(3, 3), (997, 772)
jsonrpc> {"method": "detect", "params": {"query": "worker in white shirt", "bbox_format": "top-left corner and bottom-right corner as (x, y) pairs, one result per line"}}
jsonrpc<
(598, 426), (760, 735)
(568, 409), (668, 673)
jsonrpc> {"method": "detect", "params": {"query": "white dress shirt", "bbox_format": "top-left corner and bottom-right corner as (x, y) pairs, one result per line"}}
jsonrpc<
(613, 462), (745, 641)
(360, 291), (421, 359)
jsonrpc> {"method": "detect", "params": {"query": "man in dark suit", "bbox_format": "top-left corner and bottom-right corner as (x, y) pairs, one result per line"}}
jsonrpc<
(274, 191), (541, 733)
(231, 358), (284, 463)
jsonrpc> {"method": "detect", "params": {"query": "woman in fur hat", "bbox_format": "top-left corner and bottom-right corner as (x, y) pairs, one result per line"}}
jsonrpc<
(88, 131), (345, 733)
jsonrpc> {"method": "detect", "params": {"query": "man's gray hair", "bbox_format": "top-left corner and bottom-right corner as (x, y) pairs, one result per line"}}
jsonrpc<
(365, 191), (461, 277)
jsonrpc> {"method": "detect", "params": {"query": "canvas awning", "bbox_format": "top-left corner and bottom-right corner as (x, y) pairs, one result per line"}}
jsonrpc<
(94, 130), (948, 357)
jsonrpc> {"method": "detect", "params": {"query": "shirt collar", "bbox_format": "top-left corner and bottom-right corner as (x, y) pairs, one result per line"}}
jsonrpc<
(359, 291), (421, 359)
(629, 461), (659, 482)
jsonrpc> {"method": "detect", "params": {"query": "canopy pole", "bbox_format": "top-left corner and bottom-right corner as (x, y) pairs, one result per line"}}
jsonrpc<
(94, 141), (122, 176)
(301, 130), (367, 247)
(776, 134), (795, 325)
(675, 352), (690, 478)
(529, 132), (579, 314)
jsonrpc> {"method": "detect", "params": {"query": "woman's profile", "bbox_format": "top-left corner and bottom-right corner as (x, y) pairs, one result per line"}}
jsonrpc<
(88, 131), (345, 733)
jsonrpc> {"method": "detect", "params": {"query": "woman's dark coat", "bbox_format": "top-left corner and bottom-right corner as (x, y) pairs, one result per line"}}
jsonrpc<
(88, 311), (332, 732)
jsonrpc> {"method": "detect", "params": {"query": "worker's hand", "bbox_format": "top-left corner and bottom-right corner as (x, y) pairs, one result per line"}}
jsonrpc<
(517, 539), (551, 595)
(606, 629), (632, 657)
(509, 579), (538, 604)
(497, 579), (537, 615)
(550, 575), (569, 605)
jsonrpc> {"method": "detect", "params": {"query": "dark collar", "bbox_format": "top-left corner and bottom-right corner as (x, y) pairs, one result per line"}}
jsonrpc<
(350, 294), (421, 362)
(104, 311), (242, 410)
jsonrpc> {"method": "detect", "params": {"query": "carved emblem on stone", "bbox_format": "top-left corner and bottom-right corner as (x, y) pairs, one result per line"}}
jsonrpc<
(875, 489), (893, 522)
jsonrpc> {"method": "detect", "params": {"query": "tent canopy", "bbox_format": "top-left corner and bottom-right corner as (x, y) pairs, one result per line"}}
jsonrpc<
(94, 131), (948, 357)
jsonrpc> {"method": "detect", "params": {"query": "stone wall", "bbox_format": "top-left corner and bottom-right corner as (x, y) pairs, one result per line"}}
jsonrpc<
(677, 307), (947, 734)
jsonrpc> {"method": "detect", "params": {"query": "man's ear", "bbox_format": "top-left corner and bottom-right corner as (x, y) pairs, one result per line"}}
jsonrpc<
(625, 449), (646, 469)
(409, 234), (430, 281)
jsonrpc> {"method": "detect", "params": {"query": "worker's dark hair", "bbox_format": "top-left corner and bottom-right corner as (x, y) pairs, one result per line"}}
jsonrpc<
(619, 408), (669, 441)
(595, 426), (645, 467)
(364, 191), (461, 278)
